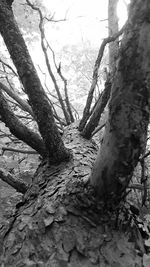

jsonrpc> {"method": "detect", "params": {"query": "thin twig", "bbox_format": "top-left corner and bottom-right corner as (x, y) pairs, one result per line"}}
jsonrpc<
(26, 0), (71, 125)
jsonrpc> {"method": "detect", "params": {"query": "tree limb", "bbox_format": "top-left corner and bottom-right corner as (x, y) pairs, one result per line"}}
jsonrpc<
(46, 41), (74, 123)
(0, 168), (28, 194)
(26, 0), (71, 125)
(79, 23), (127, 132)
(0, 90), (46, 157)
(0, 1), (70, 163)
(81, 76), (111, 139)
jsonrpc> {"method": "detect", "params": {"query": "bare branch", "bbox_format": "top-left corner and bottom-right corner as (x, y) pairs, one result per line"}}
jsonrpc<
(0, 90), (46, 157)
(26, 0), (71, 125)
(57, 62), (74, 123)
(81, 76), (111, 139)
(79, 23), (127, 132)
(44, 15), (67, 23)
(91, 123), (105, 137)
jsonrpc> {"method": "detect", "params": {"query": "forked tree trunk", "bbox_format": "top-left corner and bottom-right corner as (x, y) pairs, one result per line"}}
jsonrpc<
(0, 1), (147, 266)
(90, 0), (150, 198)
(0, 123), (142, 267)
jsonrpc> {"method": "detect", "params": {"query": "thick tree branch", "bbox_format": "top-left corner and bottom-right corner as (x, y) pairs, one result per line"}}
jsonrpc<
(79, 23), (126, 132)
(0, 168), (28, 194)
(57, 63), (74, 123)
(91, 123), (105, 137)
(81, 76), (111, 139)
(0, 1), (70, 163)
(0, 90), (46, 157)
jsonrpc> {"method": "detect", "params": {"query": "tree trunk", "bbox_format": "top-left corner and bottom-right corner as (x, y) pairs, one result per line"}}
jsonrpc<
(0, 123), (142, 267)
(0, 0), (70, 163)
(108, 0), (119, 74)
(90, 0), (150, 198)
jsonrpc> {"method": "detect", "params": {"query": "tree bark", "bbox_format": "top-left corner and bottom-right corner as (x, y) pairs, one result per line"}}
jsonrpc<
(0, 0), (70, 163)
(0, 123), (142, 266)
(90, 0), (150, 198)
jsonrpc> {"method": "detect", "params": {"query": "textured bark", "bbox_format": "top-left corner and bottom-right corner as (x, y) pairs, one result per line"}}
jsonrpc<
(108, 0), (119, 73)
(0, 123), (142, 266)
(0, 90), (46, 157)
(90, 0), (150, 198)
(0, 0), (70, 163)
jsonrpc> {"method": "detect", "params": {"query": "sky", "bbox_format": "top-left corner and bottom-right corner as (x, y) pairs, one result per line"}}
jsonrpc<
(43, 0), (108, 49)
(42, 0), (108, 20)
(40, 0), (129, 50)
